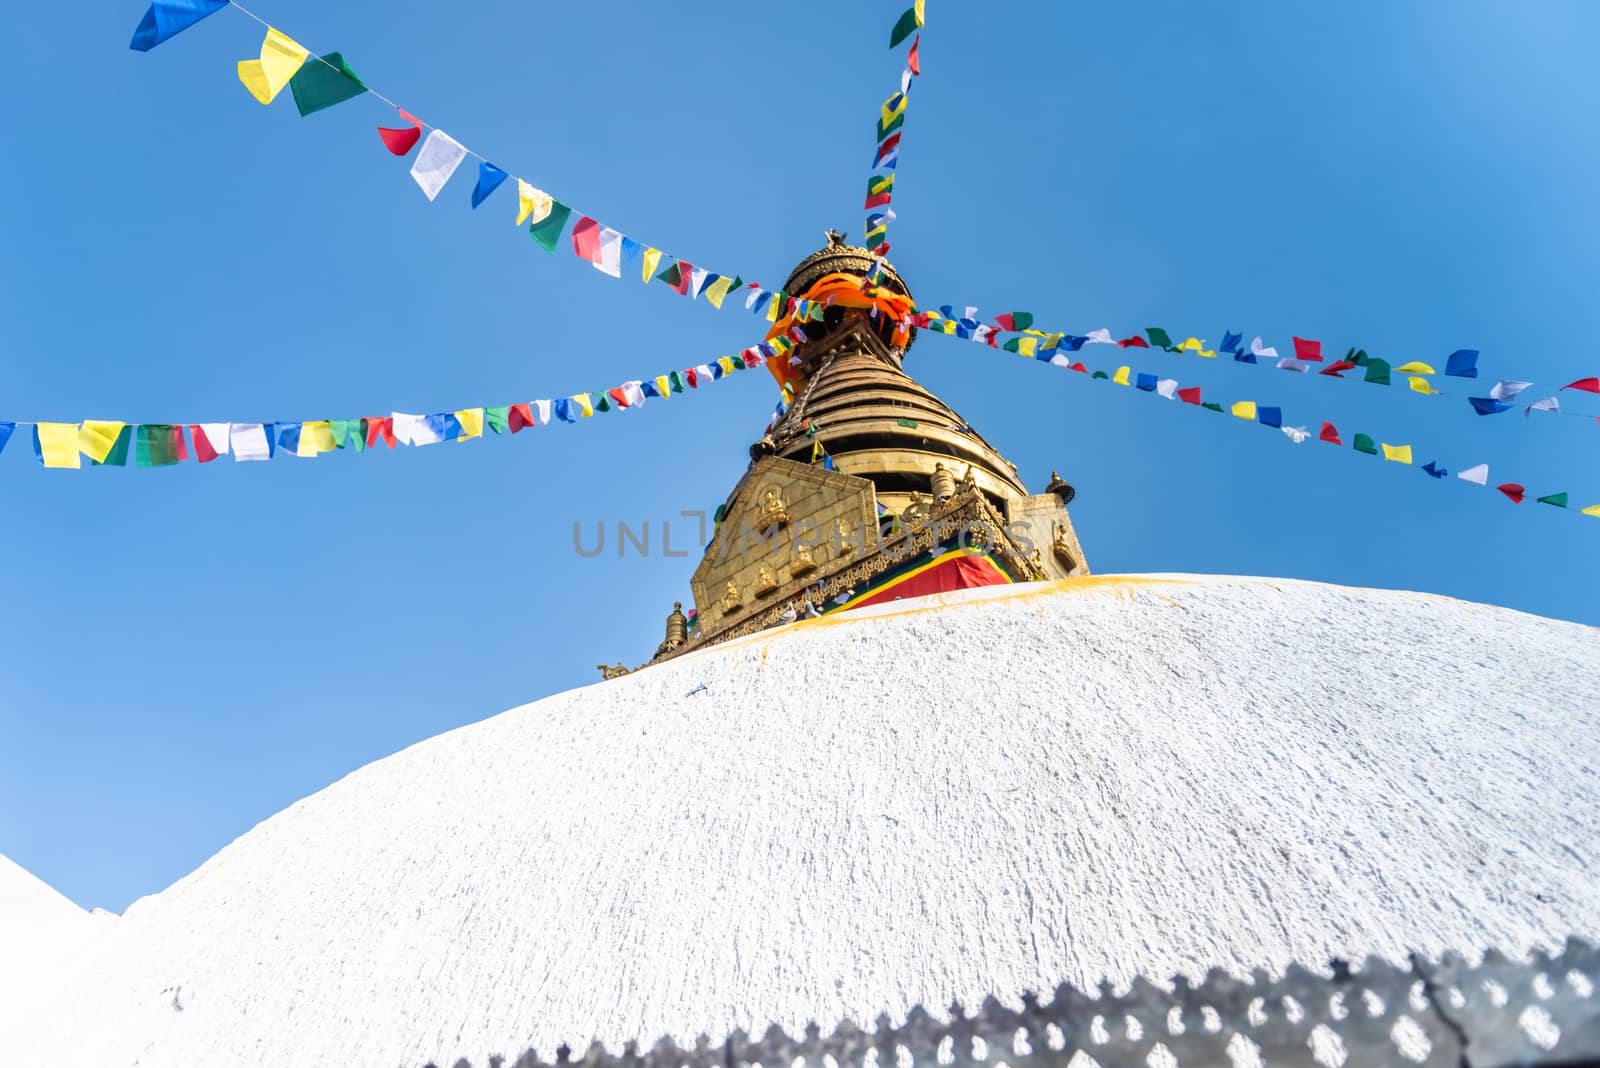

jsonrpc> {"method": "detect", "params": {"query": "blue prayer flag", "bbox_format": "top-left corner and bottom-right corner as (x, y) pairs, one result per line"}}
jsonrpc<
(1468, 396), (1512, 416)
(1135, 373), (1158, 392)
(129, 0), (227, 52)
(0, 421), (13, 456)
(1221, 331), (1243, 354)
(470, 163), (508, 209)
(1257, 406), (1283, 428)
(641, 380), (661, 399)
(277, 423), (302, 452)
(1234, 353), (1257, 364)
(553, 398), (578, 424)
(621, 237), (642, 267)
(1445, 349), (1480, 378)
(1063, 336), (1089, 351)
(1421, 462), (1448, 478)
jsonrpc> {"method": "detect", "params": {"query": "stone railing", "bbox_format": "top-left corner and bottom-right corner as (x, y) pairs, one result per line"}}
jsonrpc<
(431, 937), (1599, 1068)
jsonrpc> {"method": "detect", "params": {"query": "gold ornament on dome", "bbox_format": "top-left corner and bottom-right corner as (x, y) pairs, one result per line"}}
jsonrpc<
(791, 544), (818, 578)
(758, 487), (790, 529)
(722, 581), (743, 613)
(754, 565), (779, 596)
(1053, 523), (1077, 571)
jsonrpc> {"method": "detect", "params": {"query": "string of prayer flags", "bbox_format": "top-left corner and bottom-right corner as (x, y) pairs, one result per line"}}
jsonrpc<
(238, 28), (309, 105)
(889, 1), (926, 48)
(378, 108), (424, 156)
(129, 0), (227, 52)
(410, 130), (469, 201)
(289, 53), (366, 117)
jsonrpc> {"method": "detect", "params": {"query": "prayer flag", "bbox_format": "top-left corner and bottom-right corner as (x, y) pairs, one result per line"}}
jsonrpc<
(1084, 329), (1116, 345)
(1498, 483), (1526, 504)
(289, 52), (365, 117)
(1176, 387), (1201, 404)
(1145, 327), (1175, 351)
(529, 201), (572, 252)
(1319, 422), (1342, 445)
(484, 406), (509, 434)
(1353, 433), (1377, 455)
(508, 403), (535, 432)
(0, 422), (11, 456)
(1257, 406), (1282, 428)
(1231, 401), (1257, 420)
(1381, 443), (1413, 464)
(1469, 397), (1512, 415)
(908, 34), (921, 73)
(1277, 359), (1311, 373)
(190, 422), (230, 461)
(1156, 379), (1179, 399)
(78, 421), (126, 464)
(573, 217), (623, 277)
(35, 423), (81, 468)
(393, 412), (443, 446)
(136, 424), (184, 467)
(516, 180), (553, 225)
(471, 162), (508, 208)
(889, 2), (925, 48)
(642, 247), (663, 283)
(1248, 336), (1278, 361)
(377, 108), (423, 156)
(1408, 376), (1438, 395)
(365, 417), (396, 448)
(1363, 358), (1391, 386)
(1582, 504), (1600, 518)
(1526, 396), (1560, 417)
(328, 419), (360, 451)
(1135, 373), (1157, 392)
(1282, 426), (1311, 444)
(1394, 361), (1436, 375)
(1177, 337), (1215, 356)
(410, 130), (468, 201)
(703, 275), (737, 308)
(1292, 337), (1323, 362)
(238, 28), (309, 105)
(689, 267), (711, 298)
(994, 313), (1034, 332)
(130, 0), (227, 52)
(455, 408), (484, 440)
(620, 237), (641, 269)
(1112, 366), (1131, 385)
(297, 421), (337, 456)
(1491, 380), (1532, 402)
(1202, 402), (1224, 412)
(1220, 331), (1243, 354)
(1319, 360), (1356, 378)
(1537, 491), (1569, 508)
(1421, 462), (1447, 478)
(1563, 377), (1600, 393)
(531, 400), (552, 424)
(1458, 464), (1489, 486)
(1117, 335), (1149, 348)
(92, 426), (132, 466)
(1444, 349), (1480, 378)
(231, 423), (274, 460)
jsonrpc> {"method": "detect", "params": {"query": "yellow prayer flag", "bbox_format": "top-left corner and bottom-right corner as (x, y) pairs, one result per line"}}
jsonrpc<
(516, 181), (552, 227)
(572, 394), (594, 418)
(455, 408), (484, 440)
(717, 356), (737, 375)
(1582, 504), (1600, 518)
(641, 248), (662, 283)
(37, 423), (81, 469)
(1407, 376), (1438, 395)
(1015, 337), (1038, 357)
(914, 0), (925, 24)
(765, 295), (782, 322)
(297, 421), (337, 457)
(1231, 401), (1257, 420)
(1113, 366), (1131, 386)
(704, 275), (737, 309)
(1394, 361), (1436, 375)
(1381, 443), (1413, 464)
(238, 28), (309, 105)
(78, 420), (126, 463)
(654, 375), (672, 397)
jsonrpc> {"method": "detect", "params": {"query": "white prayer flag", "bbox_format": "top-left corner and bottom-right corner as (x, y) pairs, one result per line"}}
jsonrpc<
(531, 400), (552, 426)
(1084, 328), (1116, 345)
(695, 364), (714, 382)
(592, 227), (624, 278)
(1525, 396), (1560, 417)
(1277, 358), (1311, 373)
(1156, 379), (1178, 399)
(1458, 463), (1489, 486)
(1248, 336), (1278, 360)
(410, 130), (468, 202)
(230, 423), (272, 462)
(1282, 425), (1311, 444)
(198, 422), (232, 457)
(689, 267), (709, 299)
(392, 412), (443, 446)
(1490, 379), (1532, 402)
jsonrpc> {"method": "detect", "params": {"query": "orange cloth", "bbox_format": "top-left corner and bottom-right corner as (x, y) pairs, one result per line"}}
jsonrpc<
(765, 272), (918, 394)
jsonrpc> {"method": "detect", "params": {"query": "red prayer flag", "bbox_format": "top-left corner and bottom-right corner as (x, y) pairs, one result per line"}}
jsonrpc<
(1068, 362), (1088, 373)
(188, 424), (220, 463)
(173, 424), (189, 461)
(864, 192), (892, 209)
(1318, 421), (1342, 445)
(1562, 377), (1600, 393)
(1498, 483), (1526, 504)
(685, 368), (699, 388)
(571, 216), (601, 264)
(743, 351), (761, 368)
(1319, 360), (1356, 377)
(508, 403), (535, 432)
(993, 314), (1018, 331)
(1176, 387), (1202, 405)
(1292, 336), (1323, 362)
(1117, 336), (1149, 348)
(607, 386), (630, 409)
(377, 109), (424, 156)
(874, 132), (901, 163)
(668, 261), (694, 296)
(366, 416), (396, 449)
(907, 34), (920, 75)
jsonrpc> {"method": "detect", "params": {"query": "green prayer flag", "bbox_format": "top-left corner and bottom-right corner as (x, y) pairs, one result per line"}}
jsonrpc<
(349, 419), (367, 452)
(1146, 327), (1175, 351)
(1091, 371), (1109, 380)
(656, 261), (683, 287)
(1353, 433), (1377, 455)
(889, 5), (921, 47)
(593, 393), (611, 413)
(1201, 401), (1224, 412)
(876, 112), (904, 141)
(1363, 358), (1391, 386)
(485, 406), (509, 434)
(92, 425), (132, 467)
(136, 424), (182, 467)
(328, 419), (355, 449)
(289, 52), (367, 117)
(529, 201), (572, 253)
(1537, 492), (1569, 508)
(668, 371), (685, 393)
(1346, 348), (1369, 366)
(1009, 312), (1035, 331)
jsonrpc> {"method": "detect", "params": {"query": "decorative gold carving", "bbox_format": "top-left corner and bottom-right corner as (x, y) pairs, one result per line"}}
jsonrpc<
(901, 491), (931, 527)
(1046, 470), (1077, 505)
(722, 581), (742, 614)
(837, 518), (856, 555)
(931, 461), (955, 503)
(754, 565), (779, 596)
(791, 544), (818, 578)
(597, 663), (632, 680)
(1053, 522), (1077, 571)
(759, 487), (790, 530)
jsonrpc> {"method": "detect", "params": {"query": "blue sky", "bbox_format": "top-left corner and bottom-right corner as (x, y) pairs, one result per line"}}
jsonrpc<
(3, 0), (1597, 912)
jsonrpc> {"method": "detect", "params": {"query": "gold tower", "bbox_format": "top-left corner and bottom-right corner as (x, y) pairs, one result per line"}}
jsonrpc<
(643, 232), (1087, 667)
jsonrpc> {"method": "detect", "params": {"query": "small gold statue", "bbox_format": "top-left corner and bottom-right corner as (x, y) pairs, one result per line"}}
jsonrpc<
(597, 662), (631, 680)
(760, 487), (790, 529)
(1053, 522), (1076, 570)
(754, 564), (779, 596)
(836, 518), (856, 555)
(722, 581), (742, 613)
(791, 543), (818, 577)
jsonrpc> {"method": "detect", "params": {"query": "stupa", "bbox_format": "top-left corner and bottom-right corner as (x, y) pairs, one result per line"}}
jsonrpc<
(648, 232), (1088, 664)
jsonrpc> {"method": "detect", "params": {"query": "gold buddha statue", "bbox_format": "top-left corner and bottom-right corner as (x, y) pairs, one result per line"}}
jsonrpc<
(759, 487), (790, 529)
(722, 581), (742, 613)
(1053, 522), (1076, 570)
(791, 543), (818, 577)
(754, 564), (779, 596)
